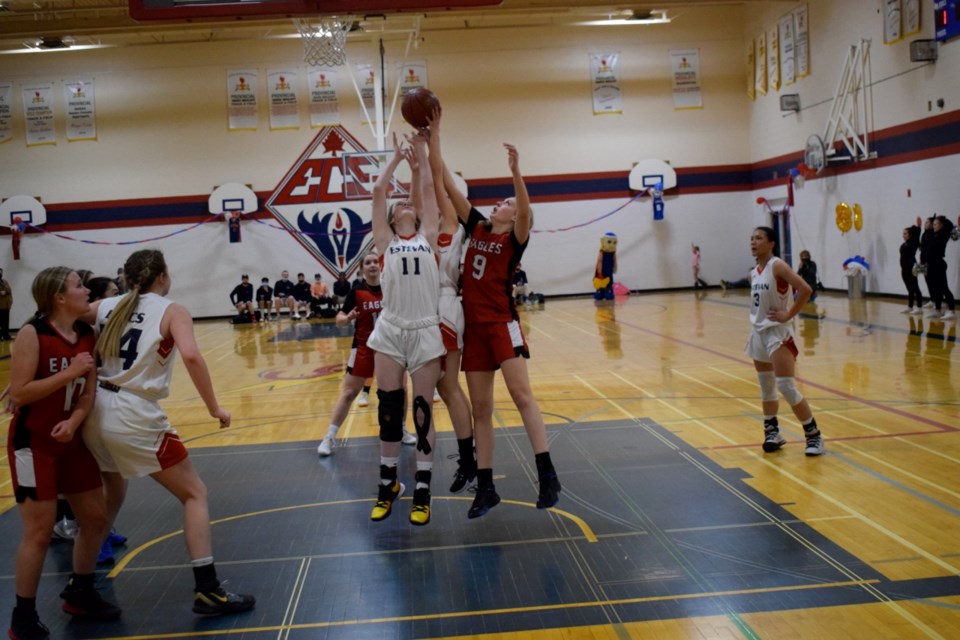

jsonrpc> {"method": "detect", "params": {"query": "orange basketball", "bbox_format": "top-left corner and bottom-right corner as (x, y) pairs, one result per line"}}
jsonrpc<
(401, 87), (440, 129)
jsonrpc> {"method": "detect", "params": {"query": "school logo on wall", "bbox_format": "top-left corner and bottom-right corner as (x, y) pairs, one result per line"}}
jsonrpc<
(264, 126), (408, 277)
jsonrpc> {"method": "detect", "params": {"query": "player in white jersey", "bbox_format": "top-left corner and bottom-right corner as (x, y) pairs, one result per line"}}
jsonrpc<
(367, 132), (444, 526)
(745, 227), (824, 456)
(83, 249), (255, 615)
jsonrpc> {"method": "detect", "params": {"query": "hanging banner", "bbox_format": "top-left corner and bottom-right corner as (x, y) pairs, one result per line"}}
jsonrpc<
(64, 78), (97, 142)
(884, 0), (902, 44)
(590, 53), (623, 115)
(308, 69), (340, 128)
(357, 62), (379, 125)
(227, 69), (259, 131)
(669, 49), (702, 110)
(396, 60), (428, 97)
(794, 4), (811, 78)
(767, 26), (780, 92)
(0, 81), (12, 144)
(22, 82), (55, 147)
(267, 68), (300, 130)
(755, 32), (767, 96)
(903, 0), (921, 36)
(779, 14), (795, 86)
(746, 40), (756, 101)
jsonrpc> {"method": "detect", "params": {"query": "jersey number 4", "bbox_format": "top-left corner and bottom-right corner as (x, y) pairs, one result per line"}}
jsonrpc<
(118, 328), (143, 370)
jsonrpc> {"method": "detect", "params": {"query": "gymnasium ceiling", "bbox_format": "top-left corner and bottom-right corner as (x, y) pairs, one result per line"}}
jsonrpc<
(0, 0), (747, 52)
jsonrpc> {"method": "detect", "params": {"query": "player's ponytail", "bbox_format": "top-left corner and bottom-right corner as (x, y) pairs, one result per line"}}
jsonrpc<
(97, 250), (167, 360)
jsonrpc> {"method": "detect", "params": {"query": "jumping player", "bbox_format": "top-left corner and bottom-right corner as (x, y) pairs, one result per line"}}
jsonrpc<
(83, 249), (256, 615)
(366, 132), (444, 526)
(428, 110), (561, 518)
(7, 267), (120, 640)
(746, 227), (824, 456)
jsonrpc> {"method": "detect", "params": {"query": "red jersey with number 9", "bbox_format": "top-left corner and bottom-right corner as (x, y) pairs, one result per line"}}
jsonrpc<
(462, 208), (527, 324)
(8, 319), (95, 451)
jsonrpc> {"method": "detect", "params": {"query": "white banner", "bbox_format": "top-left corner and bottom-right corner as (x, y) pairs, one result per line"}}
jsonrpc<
(0, 81), (12, 144)
(670, 49), (702, 110)
(308, 69), (340, 128)
(755, 32), (767, 96)
(357, 62), (380, 126)
(590, 53), (622, 115)
(794, 4), (810, 78)
(396, 60), (428, 97)
(884, 0), (902, 44)
(227, 69), (259, 131)
(767, 26), (780, 92)
(64, 78), (96, 141)
(22, 82), (55, 147)
(779, 14), (796, 87)
(268, 68), (300, 130)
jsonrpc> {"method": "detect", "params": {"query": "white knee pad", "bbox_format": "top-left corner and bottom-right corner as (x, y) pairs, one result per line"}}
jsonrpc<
(758, 371), (777, 402)
(776, 376), (804, 406)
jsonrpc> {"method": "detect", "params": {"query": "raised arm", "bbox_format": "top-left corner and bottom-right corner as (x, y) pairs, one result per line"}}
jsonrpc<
(426, 110), (461, 234)
(372, 132), (406, 255)
(426, 108), (472, 222)
(408, 130), (440, 250)
(505, 143), (532, 244)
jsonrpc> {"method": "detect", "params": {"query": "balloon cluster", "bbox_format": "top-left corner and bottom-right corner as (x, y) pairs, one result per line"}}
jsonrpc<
(10, 216), (25, 233)
(843, 255), (870, 271)
(835, 202), (863, 234)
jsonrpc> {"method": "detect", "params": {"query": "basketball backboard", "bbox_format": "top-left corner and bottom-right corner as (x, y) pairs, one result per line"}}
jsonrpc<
(209, 183), (258, 215)
(129, 0), (502, 21)
(628, 158), (677, 191)
(0, 195), (47, 227)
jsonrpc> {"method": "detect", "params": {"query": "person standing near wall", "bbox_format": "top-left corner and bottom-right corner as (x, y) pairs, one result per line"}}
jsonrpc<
(691, 244), (708, 289)
(927, 215), (958, 321)
(0, 268), (12, 341)
(797, 251), (819, 302)
(900, 219), (924, 314)
(746, 227), (824, 457)
(920, 217), (938, 314)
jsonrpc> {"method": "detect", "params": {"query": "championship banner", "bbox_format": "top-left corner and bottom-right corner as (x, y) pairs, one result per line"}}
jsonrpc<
(794, 4), (810, 78)
(267, 68), (300, 130)
(884, 0), (902, 44)
(669, 49), (702, 110)
(746, 40), (756, 101)
(227, 69), (259, 131)
(767, 26), (780, 92)
(590, 53), (623, 115)
(0, 82), (12, 144)
(779, 13), (795, 87)
(755, 32), (767, 96)
(396, 60), (428, 97)
(356, 62), (379, 126)
(903, 0), (921, 37)
(22, 82), (55, 147)
(308, 69), (340, 128)
(64, 78), (97, 142)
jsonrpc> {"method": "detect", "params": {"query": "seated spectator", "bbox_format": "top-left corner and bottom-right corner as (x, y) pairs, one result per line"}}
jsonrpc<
(273, 270), (296, 318)
(334, 271), (352, 303)
(256, 277), (274, 320)
(512, 263), (529, 304)
(230, 274), (256, 320)
(292, 272), (312, 320)
(310, 273), (335, 315)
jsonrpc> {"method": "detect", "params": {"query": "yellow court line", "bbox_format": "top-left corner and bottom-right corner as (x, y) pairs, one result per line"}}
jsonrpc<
(94, 578), (880, 640)
(107, 498), (596, 577)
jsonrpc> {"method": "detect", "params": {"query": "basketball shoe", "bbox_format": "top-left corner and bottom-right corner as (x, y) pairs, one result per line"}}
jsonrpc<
(468, 486), (501, 519)
(449, 460), (477, 494)
(804, 431), (825, 456)
(192, 586), (256, 615)
(370, 480), (404, 521)
(356, 391), (370, 407)
(60, 581), (122, 620)
(317, 437), (334, 457)
(536, 471), (561, 509)
(8, 608), (49, 640)
(409, 487), (432, 526)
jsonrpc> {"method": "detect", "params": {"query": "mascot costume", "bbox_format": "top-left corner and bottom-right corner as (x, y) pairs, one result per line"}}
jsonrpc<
(593, 232), (618, 300)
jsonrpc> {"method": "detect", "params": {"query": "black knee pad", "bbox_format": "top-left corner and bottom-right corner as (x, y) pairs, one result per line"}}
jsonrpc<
(413, 395), (432, 455)
(377, 389), (405, 442)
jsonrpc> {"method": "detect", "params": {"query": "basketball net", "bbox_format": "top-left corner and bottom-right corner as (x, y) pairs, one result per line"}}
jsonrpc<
(294, 16), (353, 68)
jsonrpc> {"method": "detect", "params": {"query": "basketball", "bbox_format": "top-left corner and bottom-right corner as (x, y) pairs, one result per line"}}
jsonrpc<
(401, 87), (441, 129)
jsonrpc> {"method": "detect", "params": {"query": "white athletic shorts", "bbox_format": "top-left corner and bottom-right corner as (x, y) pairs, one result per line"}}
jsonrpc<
(368, 311), (445, 373)
(744, 325), (797, 363)
(438, 291), (464, 352)
(84, 386), (188, 479)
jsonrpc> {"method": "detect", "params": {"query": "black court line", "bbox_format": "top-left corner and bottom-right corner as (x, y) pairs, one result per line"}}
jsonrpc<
(2, 419), (958, 639)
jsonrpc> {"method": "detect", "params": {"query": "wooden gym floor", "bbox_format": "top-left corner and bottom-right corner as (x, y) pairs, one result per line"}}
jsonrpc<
(1, 288), (958, 639)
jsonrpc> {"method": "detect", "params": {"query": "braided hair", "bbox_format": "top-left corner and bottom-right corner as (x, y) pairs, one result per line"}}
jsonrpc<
(97, 250), (167, 360)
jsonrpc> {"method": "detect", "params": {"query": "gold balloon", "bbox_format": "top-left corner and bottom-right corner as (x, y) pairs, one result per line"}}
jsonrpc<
(835, 202), (852, 233)
(853, 203), (863, 231)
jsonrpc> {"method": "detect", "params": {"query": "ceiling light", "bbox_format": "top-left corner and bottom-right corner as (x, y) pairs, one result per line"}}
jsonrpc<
(576, 10), (671, 26)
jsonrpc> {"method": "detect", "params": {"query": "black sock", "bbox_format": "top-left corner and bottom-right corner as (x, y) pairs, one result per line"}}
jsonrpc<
(477, 468), (494, 490)
(379, 464), (398, 484)
(764, 416), (779, 432)
(193, 563), (219, 593)
(803, 417), (819, 435)
(14, 595), (36, 614)
(67, 572), (95, 591)
(457, 438), (475, 465)
(535, 452), (554, 477)
(415, 469), (432, 489)
(363, 385), (371, 394)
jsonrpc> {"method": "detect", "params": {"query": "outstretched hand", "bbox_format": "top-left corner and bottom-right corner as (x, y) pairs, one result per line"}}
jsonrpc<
(504, 143), (519, 174)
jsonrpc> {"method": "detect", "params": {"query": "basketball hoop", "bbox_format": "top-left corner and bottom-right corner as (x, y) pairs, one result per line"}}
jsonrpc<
(294, 16), (353, 68)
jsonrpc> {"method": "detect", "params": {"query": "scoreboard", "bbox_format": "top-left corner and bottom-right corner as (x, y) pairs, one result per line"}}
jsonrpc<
(935, 0), (960, 42)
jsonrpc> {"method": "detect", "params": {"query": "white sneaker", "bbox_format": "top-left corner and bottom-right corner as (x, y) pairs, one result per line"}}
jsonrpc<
(909, 307), (923, 315)
(942, 310), (957, 320)
(433, 389), (441, 403)
(52, 517), (79, 540)
(402, 431), (417, 446)
(292, 313), (301, 320)
(923, 301), (935, 309)
(317, 437), (334, 457)
(925, 309), (941, 319)
(356, 391), (370, 407)
(901, 307), (913, 314)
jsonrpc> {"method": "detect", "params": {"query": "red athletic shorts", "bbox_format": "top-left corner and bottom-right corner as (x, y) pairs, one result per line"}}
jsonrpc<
(461, 320), (530, 372)
(8, 436), (103, 503)
(346, 345), (375, 379)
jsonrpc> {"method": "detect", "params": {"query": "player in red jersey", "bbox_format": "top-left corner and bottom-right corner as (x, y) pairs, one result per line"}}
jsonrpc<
(318, 250), (383, 456)
(7, 267), (120, 640)
(427, 110), (560, 519)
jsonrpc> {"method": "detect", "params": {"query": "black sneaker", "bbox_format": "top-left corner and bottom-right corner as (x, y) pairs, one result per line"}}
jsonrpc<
(467, 486), (501, 519)
(536, 471), (561, 509)
(192, 587), (256, 615)
(8, 609), (50, 640)
(449, 461), (477, 494)
(762, 429), (787, 453)
(59, 584), (122, 621)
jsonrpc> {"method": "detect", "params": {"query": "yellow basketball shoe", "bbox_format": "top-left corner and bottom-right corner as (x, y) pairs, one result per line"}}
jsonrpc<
(409, 487), (432, 526)
(370, 480), (404, 521)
